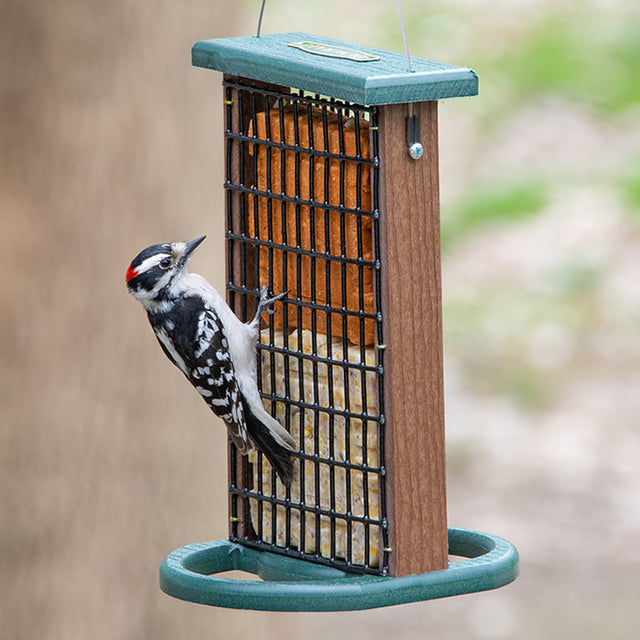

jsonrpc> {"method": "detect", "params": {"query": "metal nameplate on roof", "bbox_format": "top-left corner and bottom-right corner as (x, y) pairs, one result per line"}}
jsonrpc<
(288, 41), (380, 62)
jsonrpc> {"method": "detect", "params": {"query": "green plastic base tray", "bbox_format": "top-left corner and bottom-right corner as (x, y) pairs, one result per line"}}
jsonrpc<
(159, 528), (518, 611)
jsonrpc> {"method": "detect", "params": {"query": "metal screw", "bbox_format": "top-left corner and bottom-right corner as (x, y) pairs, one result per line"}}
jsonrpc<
(408, 142), (424, 160)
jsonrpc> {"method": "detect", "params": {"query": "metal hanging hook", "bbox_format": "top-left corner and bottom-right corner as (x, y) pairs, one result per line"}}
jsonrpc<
(407, 112), (423, 160)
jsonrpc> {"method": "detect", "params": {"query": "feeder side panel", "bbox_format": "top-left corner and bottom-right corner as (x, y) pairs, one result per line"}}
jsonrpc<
(378, 101), (448, 577)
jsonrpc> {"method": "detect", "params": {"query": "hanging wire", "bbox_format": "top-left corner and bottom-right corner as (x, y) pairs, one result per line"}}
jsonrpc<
(258, 0), (412, 69)
(396, 0), (412, 74)
(257, 0), (267, 37)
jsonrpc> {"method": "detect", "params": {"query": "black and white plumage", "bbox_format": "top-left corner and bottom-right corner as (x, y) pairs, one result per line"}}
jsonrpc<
(126, 236), (296, 484)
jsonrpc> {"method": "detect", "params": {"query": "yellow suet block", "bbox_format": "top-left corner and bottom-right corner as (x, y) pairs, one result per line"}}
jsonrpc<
(249, 329), (381, 567)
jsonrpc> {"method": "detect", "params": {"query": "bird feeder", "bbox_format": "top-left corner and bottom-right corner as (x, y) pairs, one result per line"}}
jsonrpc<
(159, 30), (518, 611)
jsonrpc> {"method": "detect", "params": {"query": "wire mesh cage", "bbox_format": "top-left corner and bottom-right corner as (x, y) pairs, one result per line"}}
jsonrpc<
(224, 77), (389, 575)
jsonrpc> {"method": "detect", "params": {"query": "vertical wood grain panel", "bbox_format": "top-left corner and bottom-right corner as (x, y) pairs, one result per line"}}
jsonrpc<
(378, 101), (448, 576)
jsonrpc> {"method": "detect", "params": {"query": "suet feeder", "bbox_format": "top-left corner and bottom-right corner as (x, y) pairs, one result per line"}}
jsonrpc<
(159, 27), (518, 611)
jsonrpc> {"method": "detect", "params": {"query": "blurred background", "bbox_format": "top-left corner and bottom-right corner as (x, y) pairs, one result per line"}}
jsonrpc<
(2, 0), (639, 637)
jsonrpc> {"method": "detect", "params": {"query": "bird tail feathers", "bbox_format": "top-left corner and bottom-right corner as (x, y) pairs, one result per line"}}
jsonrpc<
(242, 402), (296, 486)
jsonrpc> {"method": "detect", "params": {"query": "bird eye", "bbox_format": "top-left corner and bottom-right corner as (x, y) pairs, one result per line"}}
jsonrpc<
(159, 257), (172, 269)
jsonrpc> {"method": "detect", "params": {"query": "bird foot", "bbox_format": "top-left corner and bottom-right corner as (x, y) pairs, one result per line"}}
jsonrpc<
(251, 286), (287, 326)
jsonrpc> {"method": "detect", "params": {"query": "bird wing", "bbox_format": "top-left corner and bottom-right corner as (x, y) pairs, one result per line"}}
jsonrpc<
(154, 297), (251, 453)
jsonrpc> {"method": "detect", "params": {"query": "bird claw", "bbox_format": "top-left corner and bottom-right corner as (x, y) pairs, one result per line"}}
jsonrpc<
(252, 286), (287, 324)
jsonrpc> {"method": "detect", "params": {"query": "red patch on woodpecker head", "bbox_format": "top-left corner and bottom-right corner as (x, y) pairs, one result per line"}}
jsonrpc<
(125, 265), (138, 282)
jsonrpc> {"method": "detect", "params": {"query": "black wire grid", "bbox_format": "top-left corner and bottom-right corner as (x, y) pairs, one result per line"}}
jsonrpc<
(223, 77), (389, 575)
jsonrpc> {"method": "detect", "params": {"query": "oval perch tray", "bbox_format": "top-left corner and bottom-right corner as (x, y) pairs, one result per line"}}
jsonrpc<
(159, 527), (519, 611)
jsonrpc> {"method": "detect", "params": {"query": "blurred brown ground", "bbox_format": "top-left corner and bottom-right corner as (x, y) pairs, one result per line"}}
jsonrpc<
(3, 2), (640, 640)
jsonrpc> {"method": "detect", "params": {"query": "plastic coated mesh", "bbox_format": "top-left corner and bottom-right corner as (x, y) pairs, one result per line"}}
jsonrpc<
(223, 77), (389, 575)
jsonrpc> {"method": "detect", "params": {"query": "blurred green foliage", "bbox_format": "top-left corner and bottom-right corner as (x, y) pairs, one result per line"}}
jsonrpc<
(618, 157), (640, 214)
(445, 254), (605, 409)
(493, 16), (640, 114)
(442, 179), (549, 247)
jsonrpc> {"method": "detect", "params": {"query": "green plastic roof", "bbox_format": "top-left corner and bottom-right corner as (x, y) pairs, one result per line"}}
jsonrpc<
(192, 32), (478, 106)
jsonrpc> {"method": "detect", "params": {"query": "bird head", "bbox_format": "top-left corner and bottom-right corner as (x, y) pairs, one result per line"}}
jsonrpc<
(126, 236), (206, 308)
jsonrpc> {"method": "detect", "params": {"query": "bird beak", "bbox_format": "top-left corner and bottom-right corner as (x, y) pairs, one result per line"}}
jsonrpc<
(181, 236), (206, 262)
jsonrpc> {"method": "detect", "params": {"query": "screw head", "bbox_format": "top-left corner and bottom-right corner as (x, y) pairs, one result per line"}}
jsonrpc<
(408, 142), (424, 160)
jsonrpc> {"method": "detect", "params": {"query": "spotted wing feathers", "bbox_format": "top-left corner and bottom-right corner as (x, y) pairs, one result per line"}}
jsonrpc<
(150, 297), (250, 453)
(188, 307), (251, 453)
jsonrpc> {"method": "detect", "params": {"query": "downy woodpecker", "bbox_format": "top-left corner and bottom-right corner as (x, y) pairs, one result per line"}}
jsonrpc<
(126, 236), (296, 485)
